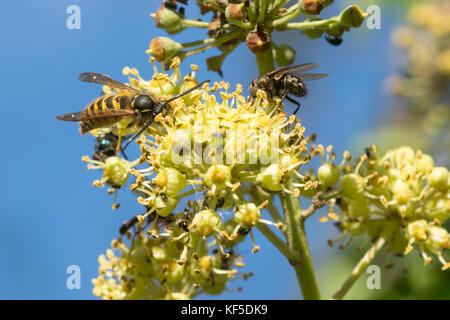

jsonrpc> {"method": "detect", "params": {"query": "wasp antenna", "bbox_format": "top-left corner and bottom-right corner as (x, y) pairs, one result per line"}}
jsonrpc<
(164, 80), (210, 103)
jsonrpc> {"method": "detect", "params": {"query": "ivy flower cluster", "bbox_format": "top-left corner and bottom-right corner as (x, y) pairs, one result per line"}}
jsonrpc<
(321, 145), (450, 270)
(83, 58), (317, 299)
(386, 0), (450, 153)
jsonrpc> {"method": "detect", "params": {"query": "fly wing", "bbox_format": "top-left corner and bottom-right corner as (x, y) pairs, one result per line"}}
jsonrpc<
(269, 63), (320, 80)
(298, 73), (328, 81)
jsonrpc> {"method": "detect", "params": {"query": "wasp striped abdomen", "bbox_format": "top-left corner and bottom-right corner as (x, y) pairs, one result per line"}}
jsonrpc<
(79, 94), (135, 134)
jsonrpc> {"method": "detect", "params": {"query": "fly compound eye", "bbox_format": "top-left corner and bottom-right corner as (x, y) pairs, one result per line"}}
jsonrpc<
(134, 95), (155, 111)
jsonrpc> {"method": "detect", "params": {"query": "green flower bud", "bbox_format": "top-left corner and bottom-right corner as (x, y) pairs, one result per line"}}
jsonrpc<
(155, 6), (185, 34)
(318, 163), (341, 188)
(393, 146), (415, 167)
(257, 164), (282, 191)
(338, 5), (366, 28)
(424, 225), (450, 253)
(191, 209), (222, 237)
(147, 37), (182, 63)
(155, 195), (178, 217)
(428, 167), (449, 191)
(103, 156), (130, 188)
(426, 198), (450, 224)
(415, 153), (434, 174)
(273, 44), (296, 66)
(234, 203), (261, 228)
(346, 198), (369, 218)
(393, 180), (412, 206)
(154, 168), (186, 196)
(340, 173), (365, 198)
(204, 165), (232, 190)
(165, 262), (184, 285)
(327, 21), (346, 37)
(302, 0), (325, 15)
(406, 220), (428, 242)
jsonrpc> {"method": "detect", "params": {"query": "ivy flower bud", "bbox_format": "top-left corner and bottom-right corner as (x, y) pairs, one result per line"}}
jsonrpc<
(428, 167), (449, 191)
(338, 5), (366, 28)
(154, 168), (187, 196)
(424, 225), (450, 253)
(204, 165), (232, 191)
(246, 26), (271, 53)
(415, 153), (434, 174)
(191, 209), (223, 237)
(155, 6), (185, 34)
(103, 157), (131, 188)
(302, 0), (325, 15)
(340, 173), (365, 198)
(393, 146), (415, 166)
(257, 164), (282, 191)
(234, 203), (261, 228)
(426, 198), (450, 223)
(155, 195), (178, 217)
(406, 220), (428, 242)
(226, 3), (247, 20)
(327, 21), (346, 37)
(273, 44), (296, 66)
(148, 37), (182, 63)
(318, 163), (341, 188)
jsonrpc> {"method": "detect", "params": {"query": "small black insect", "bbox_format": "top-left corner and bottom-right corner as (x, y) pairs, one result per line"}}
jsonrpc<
(249, 63), (327, 115)
(93, 132), (128, 161)
(325, 34), (343, 46)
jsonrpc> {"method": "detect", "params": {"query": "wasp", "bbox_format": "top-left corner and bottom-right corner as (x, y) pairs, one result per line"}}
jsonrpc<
(249, 63), (327, 114)
(56, 72), (209, 149)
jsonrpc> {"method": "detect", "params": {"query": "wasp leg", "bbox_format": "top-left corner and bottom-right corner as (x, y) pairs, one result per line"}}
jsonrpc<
(116, 130), (122, 155)
(285, 96), (301, 115)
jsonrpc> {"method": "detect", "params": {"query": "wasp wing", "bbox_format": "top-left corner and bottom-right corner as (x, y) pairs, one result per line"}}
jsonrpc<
(79, 72), (138, 93)
(56, 108), (136, 122)
(298, 73), (328, 81)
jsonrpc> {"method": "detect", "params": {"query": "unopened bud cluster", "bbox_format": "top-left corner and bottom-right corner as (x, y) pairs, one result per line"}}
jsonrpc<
(147, 1), (366, 73)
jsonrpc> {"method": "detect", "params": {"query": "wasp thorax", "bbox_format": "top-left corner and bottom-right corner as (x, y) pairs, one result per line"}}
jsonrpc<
(134, 95), (155, 111)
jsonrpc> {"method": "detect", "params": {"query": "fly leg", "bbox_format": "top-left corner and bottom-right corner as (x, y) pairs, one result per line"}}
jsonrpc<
(285, 96), (301, 115)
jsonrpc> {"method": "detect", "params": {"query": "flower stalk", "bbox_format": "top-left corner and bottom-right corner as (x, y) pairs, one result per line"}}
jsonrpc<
(331, 221), (398, 300)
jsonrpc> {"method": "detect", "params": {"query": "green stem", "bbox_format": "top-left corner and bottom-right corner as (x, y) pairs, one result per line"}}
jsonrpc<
(283, 18), (335, 30)
(258, 0), (268, 23)
(255, 46), (275, 75)
(270, 3), (303, 27)
(331, 221), (398, 300)
(182, 30), (243, 58)
(280, 181), (321, 300)
(256, 223), (295, 262)
(182, 19), (210, 28)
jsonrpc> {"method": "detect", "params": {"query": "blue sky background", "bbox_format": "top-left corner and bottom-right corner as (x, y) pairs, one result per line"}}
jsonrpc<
(0, 0), (403, 299)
